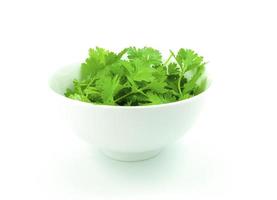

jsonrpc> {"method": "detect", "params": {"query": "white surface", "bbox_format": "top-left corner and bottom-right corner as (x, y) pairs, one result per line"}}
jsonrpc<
(0, 0), (276, 199)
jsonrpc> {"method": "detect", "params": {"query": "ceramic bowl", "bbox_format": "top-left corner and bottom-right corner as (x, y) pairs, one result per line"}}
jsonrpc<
(49, 64), (209, 161)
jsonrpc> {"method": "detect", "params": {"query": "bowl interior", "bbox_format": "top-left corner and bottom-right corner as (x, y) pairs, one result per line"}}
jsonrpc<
(49, 64), (80, 95)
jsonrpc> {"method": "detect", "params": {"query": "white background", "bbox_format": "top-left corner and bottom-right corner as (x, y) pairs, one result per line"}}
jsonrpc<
(0, 0), (277, 199)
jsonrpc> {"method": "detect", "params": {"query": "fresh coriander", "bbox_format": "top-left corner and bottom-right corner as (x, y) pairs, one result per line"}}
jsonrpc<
(65, 47), (207, 106)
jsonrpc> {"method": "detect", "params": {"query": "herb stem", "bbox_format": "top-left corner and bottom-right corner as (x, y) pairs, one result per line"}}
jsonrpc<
(83, 77), (95, 97)
(84, 77), (95, 90)
(169, 50), (183, 96)
(169, 50), (182, 69)
(177, 75), (183, 96)
(164, 54), (173, 66)
(114, 86), (149, 103)
(114, 91), (135, 103)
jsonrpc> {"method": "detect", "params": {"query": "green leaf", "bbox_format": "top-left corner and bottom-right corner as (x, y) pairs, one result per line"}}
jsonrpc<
(146, 92), (175, 105)
(127, 47), (162, 66)
(67, 93), (90, 102)
(167, 63), (179, 75)
(96, 75), (121, 105)
(80, 47), (119, 80)
(147, 81), (168, 94)
(176, 48), (205, 72)
(125, 93), (149, 106)
(64, 88), (74, 97)
(83, 87), (99, 95)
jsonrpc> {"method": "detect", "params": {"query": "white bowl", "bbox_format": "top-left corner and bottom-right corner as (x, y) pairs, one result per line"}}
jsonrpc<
(49, 64), (209, 161)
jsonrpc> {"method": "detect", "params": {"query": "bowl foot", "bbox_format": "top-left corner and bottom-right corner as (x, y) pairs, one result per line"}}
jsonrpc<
(101, 149), (162, 162)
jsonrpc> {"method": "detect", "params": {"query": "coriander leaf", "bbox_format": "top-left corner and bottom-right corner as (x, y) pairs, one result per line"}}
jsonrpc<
(80, 47), (119, 80)
(121, 59), (154, 82)
(167, 63), (179, 75)
(176, 48), (205, 72)
(127, 47), (162, 66)
(65, 79), (90, 102)
(145, 92), (175, 105)
(146, 81), (168, 94)
(96, 75), (121, 105)
(83, 86), (99, 95)
(125, 93), (149, 106)
(64, 88), (74, 97)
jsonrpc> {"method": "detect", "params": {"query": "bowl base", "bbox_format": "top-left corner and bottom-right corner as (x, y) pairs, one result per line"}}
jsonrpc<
(101, 149), (162, 162)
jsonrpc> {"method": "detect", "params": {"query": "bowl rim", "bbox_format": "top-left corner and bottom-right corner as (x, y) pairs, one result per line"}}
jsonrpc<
(48, 64), (212, 110)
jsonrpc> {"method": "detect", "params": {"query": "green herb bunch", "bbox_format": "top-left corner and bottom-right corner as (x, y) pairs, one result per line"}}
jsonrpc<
(65, 47), (207, 106)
